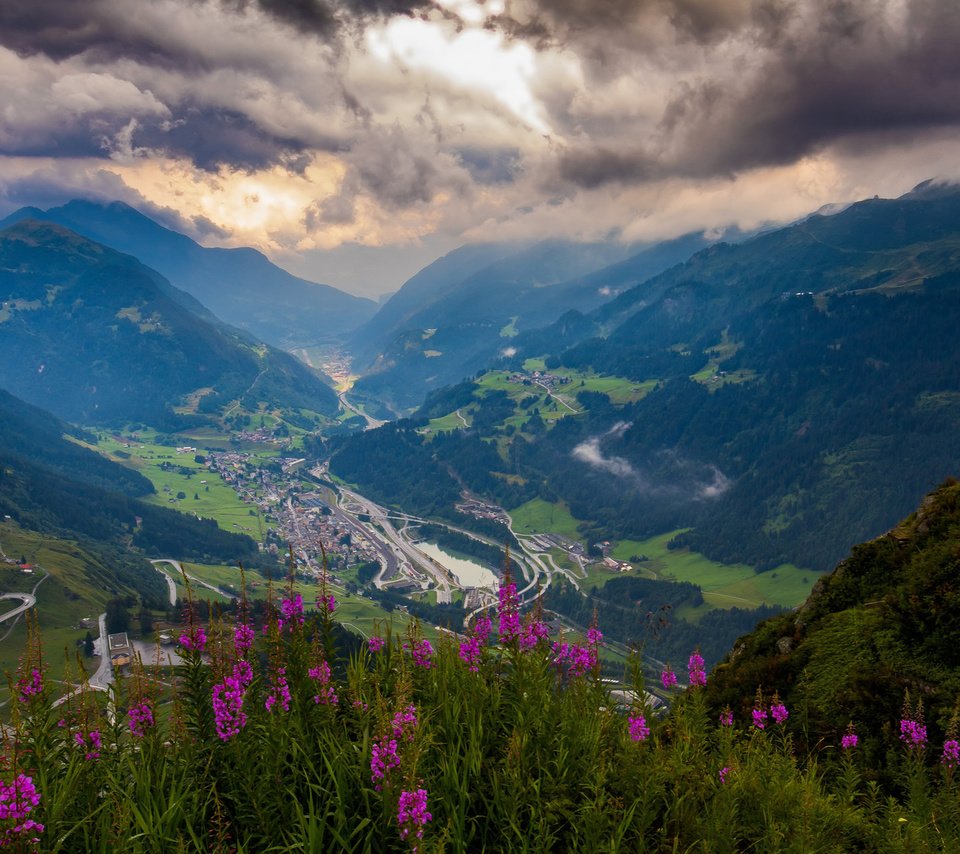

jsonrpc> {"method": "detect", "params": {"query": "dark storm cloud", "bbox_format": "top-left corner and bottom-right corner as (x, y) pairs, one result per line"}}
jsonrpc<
(139, 107), (312, 172)
(533, 0), (960, 189)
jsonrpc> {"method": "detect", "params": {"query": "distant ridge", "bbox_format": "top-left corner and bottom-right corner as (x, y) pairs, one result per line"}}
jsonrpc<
(0, 199), (377, 348)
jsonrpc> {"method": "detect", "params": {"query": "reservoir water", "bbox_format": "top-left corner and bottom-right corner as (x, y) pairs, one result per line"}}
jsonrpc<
(417, 542), (498, 590)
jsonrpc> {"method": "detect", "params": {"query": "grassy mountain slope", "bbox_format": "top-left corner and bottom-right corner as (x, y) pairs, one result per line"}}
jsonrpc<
(0, 220), (338, 425)
(707, 479), (960, 759)
(352, 236), (719, 410)
(0, 200), (377, 347)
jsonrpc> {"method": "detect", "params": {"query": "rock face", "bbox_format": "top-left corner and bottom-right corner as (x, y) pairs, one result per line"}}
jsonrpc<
(706, 478), (960, 752)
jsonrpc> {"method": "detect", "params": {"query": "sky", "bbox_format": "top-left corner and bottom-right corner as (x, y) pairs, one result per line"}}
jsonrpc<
(2, 0), (960, 297)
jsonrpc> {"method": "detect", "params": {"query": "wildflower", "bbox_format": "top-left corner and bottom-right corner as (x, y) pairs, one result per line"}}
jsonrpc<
(719, 707), (734, 727)
(586, 626), (604, 647)
(16, 668), (43, 702)
(278, 594), (304, 631)
(308, 660), (338, 706)
(179, 626), (207, 653)
(770, 694), (789, 725)
(719, 766), (731, 784)
(232, 658), (254, 687)
(941, 739), (959, 769)
(900, 718), (927, 749)
(75, 730), (101, 760)
(370, 738), (401, 791)
(0, 774), (44, 846)
(473, 615), (492, 644)
(397, 788), (432, 847)
(408, 638), (433, 669)
(233, 623), (255, 652)
(265, 666), (292, 713)
(318, 594), (336, 613)
(212, 675), (247, 740)
(752, 708), (768, 730)
(552, 642), (597, 677)
(519, 619), (550, 651)
(368, 635), (385, 653)
(497, 576), (521, 643)
(687, 650), (706, 687)
(841, 723), (858, 751)
(628, 715), (650, 742)
(661, 668), (678, 690)
(459, 635), (482, 672)
(392, 705), (418, 740)
(128, 701), (154, 738)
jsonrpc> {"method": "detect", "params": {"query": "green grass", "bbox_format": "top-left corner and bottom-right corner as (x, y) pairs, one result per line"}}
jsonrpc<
(602, 530), (822, 610)
(88, 433), (264, 537)
(510, 499), (582, 539)
(499, 316), (519, 338)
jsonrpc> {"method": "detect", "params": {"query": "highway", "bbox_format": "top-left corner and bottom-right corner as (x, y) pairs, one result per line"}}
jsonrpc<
(0, 592), (36, 623)
(150, 558), (233, 601)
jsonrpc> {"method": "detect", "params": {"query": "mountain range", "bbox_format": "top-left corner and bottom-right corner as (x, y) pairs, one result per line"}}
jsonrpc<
(330, 182), (960, 576)
(0, 200), (377, 348)
(349, 232), (733, 410)
(0, 219), (338, 426)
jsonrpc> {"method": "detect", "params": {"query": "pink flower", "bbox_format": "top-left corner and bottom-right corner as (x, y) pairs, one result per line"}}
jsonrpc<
(407, 638), (433, 669)
(16, 668), (43, 702)
(687, 650), (706, 687)
(520, 619), (551, 651)
(719, 708), (734, 727)
(278, 594), (304, 631)
(317, 593), (336, 613)
(392, 705), (418, 740)
(397, 788), (432, 844)
(586, 626), (604, 647)
(0, 773), (44, 845)
(212, 675), (247, 740)
(752, 708), (768, 730)
(628, 715), (650, 742)
(370, 738), (401, 791)
(265, 666), (291, 713)
(308, 660), (338, 706)
(497, 579), (521, 643)
(233, 623), (255, 652)
(128, 701), (154, 738)
(900, 718), (927, 749)
(661, 668), (678, 690)
(770, 699), (789, 725)
(75, 730), (101, 760)
(841, 731), (859, 751)
(719, 766), (731, 784)
(942, 739), (960, 768)
(368, 636), (385, 653)
(179, 627), (206, 653)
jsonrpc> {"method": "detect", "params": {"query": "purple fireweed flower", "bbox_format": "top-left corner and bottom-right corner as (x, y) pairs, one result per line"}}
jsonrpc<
(392, 705), (418, 740)
(942, 739), (960, 768)
(473, 615), (492, 644)
(519, 619), (550, 651)
(720, 708), (734, 727)
(233, 623), (255, 652)
(16, 668), (43, 702)
(370, 738), (401, 791)
(308, 660), (338, 706)
(212, 675), (247, 740)
(397, 788), (432, 846)
(770, 699), (789, 726)
(719, 766), (731, 784)
(900, 718), (928, 749)
(128, 701), (155, 738)
(661, 668), (678, 690)
(278, 594), (304, 631)
(368, 635), (385, 653)
(586, 626), (604, 647)
(317, 593), (336, 613)
(408, 638), (433, 669)
(459, 635), (482, 672)
(552, 642), (597, 677)
(628, 715), (650, 742)
(265, 666), (291, 713)
(179, 627), (206, 653)
(232, 658), (254, 687)
(0, 774), (44, 845)
(497, 580), (521, 643)
(688, 650), (706, 687)
(752, 708), (768, 730)
(75, 730), (101, 760)
(841, 731), (859, 751)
